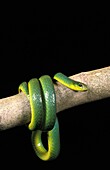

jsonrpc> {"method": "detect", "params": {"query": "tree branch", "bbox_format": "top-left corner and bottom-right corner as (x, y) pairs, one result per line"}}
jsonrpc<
(0, 66), (110, 131)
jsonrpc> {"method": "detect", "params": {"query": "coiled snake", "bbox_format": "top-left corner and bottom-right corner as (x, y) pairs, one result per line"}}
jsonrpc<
(18, 72), (87, 161)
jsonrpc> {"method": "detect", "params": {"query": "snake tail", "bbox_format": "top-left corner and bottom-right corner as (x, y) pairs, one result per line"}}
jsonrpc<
(31, 117), (60, 161)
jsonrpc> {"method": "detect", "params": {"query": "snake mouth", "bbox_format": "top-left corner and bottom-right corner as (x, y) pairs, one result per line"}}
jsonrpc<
(69, 82), (87, 91)
(75, 81), (88, 91)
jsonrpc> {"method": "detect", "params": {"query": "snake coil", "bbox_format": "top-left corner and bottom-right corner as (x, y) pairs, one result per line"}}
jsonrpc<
(18, 72), (87, 161)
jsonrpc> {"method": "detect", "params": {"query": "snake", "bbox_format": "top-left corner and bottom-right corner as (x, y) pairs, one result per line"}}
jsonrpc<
(18, 72), (87, 161)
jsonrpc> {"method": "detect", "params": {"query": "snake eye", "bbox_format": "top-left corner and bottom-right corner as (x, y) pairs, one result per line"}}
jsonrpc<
(78, 82), (83, 87)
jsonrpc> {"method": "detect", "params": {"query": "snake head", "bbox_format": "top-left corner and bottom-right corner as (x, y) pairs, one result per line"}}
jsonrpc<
(72, 81), (88, 91)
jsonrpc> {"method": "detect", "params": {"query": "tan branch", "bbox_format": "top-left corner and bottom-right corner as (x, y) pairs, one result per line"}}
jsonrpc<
(0, 66), (110, 130)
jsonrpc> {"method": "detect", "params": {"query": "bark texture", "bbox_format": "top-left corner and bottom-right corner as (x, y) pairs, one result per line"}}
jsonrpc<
(0, 66), (110, 130)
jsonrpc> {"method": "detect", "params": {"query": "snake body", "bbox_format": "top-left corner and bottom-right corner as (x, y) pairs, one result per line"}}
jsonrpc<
(18, 72), (87, 161)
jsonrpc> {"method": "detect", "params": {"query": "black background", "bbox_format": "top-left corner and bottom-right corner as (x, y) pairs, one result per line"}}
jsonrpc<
(0, 10), (110, 168)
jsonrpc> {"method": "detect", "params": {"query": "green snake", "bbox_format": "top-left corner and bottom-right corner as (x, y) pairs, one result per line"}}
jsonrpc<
(18, 72), (87, 161)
